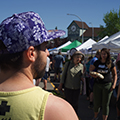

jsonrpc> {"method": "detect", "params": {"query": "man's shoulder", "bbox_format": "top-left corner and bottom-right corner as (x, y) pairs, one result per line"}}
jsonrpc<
(54, 55), (60, 58)
(79, 63), (83, 67)
(79, 63), (84, 71)
(59, 55), (64, 58)
(56, 55), (64, 60)
(44, 95), (78, 120)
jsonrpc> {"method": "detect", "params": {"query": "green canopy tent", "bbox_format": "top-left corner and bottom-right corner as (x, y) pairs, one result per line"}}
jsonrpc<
(60, 40), (81, 52)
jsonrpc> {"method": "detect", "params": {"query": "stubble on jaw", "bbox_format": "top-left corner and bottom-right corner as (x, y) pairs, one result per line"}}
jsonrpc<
(31, 51), (46, 80)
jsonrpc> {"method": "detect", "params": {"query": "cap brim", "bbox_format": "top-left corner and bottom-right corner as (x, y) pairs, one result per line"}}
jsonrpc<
(47, 30), (66, 41)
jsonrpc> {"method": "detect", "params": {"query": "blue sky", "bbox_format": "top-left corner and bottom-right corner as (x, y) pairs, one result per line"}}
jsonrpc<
(0, 0), (119, 37)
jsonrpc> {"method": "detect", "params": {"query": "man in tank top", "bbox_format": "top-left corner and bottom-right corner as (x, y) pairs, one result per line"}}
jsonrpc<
(0, 11), (78, 120)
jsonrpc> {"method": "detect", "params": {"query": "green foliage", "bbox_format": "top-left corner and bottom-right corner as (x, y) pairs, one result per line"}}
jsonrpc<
(99, 8), (120, 38)
(52, 90), (65, 99)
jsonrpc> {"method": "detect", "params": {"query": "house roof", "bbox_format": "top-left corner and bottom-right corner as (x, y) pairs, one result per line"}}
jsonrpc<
(83, 27), (101, 37)
(67, 20), (101, 38)
(67, 20), (89, 29)
(74, 20), (89, 29)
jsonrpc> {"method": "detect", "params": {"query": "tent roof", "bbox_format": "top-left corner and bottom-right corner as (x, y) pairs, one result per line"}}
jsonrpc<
(76, 38), (96, 51)
(49, 41), (72, 55)
(98, 36), (109, 42)
(92, 31), (120, 51)
(61, 40), (81, 52)
(107, 37), (120, 53)
(48, 47), (56, 52)
(56, 41), (72, 50)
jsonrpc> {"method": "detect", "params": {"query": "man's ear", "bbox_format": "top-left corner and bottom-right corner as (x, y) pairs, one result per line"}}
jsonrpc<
(26, 46), (36, 62)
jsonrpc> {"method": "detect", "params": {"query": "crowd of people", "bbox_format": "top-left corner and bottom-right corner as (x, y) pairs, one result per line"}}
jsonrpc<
(40, 46), (120, 120)
(0, 11), (120, 120)
(45, 48), (120, 120)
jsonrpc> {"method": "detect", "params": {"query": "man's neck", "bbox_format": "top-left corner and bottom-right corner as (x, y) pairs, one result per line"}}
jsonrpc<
(0, 69), (34, 92)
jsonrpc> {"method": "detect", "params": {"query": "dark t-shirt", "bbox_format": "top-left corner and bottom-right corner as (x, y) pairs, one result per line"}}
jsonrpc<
(93, 60), (115, 84)
(54, 55), (65, 68)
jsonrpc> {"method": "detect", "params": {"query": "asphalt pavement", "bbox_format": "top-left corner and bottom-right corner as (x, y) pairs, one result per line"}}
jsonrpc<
(39, 71), (117, 120)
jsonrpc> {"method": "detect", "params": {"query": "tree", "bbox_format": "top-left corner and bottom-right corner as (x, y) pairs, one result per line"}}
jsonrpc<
(99, 8), (120, 38)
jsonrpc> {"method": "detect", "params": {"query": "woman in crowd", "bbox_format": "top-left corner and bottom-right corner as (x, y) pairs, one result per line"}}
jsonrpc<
(116, 53), (120, 120)
(89, 48), (117, 120)
(58, 48), (84, 116)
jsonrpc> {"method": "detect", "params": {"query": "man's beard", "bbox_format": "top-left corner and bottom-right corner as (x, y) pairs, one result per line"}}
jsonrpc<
(31, 53), (46, 79)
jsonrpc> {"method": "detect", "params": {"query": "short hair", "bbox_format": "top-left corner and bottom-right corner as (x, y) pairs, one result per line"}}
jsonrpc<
(96, 49), (101, 56)
(58, 51), (61, 55)
(0, 54), (23, 71)
(0, 40), (42, 71)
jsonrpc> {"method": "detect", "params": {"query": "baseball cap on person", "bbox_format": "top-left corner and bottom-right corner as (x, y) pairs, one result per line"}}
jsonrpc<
(0, 11), (65, 54)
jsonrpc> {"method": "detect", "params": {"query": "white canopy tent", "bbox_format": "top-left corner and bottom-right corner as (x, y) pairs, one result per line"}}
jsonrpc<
(99, 36), (109, 42)
(92, 31), (120, 51)
(92, 36), (109, 51)
(49, 41), (71, 55)
(56, 41), (72, 50)
(75, 38), (97, 54)
(107, 37), (120, 53)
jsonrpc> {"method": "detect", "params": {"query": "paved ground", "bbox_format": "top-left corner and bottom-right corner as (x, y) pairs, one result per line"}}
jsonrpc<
(78, 94), (117, 120)
(38, 71), (117, 120)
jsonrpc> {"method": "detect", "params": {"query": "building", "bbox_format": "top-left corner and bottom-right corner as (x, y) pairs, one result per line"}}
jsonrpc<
(67, 20), (101, 42)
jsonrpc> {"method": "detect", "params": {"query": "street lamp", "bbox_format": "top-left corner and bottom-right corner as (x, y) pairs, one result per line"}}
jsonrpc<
(67, 13), (84, 43)
(89, 22), (94, 40)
